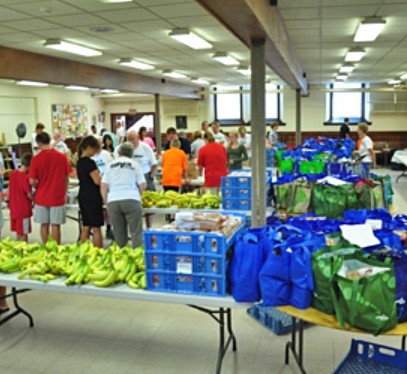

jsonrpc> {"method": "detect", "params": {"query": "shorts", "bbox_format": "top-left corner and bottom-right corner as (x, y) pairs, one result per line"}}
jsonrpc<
(11, 218), (31, 235)
(79, 200), (104, 228)
(144, 173), (156, 191)
(34, 205), (66, 225)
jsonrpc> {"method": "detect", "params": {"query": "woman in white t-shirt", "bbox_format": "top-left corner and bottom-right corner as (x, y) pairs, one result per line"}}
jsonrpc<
(357, 123), (375, 178)
(101, 142), (146, 248)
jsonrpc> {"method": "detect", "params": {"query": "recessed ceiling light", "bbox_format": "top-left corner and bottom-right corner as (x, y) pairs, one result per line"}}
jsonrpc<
(100, 89), (120, 93)
(388, 79), (401, 85)
(345, 47), (366, 62)
(163, 70), (187, 79)
(89, 26), (114, 33)
(44, 39), (102, 57)
(169, 28), (212, 50)
(65, 85), (90, 91)
(236, 66), (251, 76)
(118, 58), (154, 70)
(212, 52), (239, 66)
(190, 77), (210, 85)
(354, 17), (386, 42)
(16, 80), (49, 87)
(339, 63), (355, 73)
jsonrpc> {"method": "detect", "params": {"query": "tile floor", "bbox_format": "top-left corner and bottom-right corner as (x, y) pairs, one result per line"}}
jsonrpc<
(0, 168), (406, 374)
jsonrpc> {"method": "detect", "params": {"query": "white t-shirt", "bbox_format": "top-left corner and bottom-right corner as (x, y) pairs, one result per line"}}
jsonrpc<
(132, 142), (158, 174)
(115, 127), (126, 144)
(31, 133), (40, 155)
(239, 134), (252, 158)
(213, 132), (227, 147)
(359, 135), (373, 163)
(52, 140), (68, 154)
(101, 156), (146, 203)
(191, 139), (205, 156)
(92, 149), (113, 175)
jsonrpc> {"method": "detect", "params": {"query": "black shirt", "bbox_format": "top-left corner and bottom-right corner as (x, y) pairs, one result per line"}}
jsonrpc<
(77, 157), (102, 203)
(339, 124), (350, 139)
(164, 136), (191, 155)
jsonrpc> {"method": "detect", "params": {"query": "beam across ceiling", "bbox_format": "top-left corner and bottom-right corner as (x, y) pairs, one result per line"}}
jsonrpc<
(0, 46), (201, 99)
(197, 0), (308, 94)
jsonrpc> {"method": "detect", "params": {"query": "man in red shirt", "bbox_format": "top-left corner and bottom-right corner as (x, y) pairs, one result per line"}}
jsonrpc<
(197, 131), (228, 193)
(29, 132), (71, 244)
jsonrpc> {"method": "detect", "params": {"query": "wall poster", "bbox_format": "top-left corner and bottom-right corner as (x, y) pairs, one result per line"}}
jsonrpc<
(52, 104), (88, 138)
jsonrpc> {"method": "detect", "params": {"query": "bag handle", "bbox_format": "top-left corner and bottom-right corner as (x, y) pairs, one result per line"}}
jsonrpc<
(349, 278), (360, 329)
(330, 259), (349, 331)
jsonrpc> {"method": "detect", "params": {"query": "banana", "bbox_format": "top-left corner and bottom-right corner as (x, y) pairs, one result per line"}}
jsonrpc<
(127, 280), (141, 289)
(93, 270), (117, 287)
(87, 271), (109, 281)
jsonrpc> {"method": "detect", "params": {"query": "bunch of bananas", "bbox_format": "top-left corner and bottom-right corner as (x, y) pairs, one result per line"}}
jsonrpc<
(0, 238), (146, 289)
(141, 191), (160, 208)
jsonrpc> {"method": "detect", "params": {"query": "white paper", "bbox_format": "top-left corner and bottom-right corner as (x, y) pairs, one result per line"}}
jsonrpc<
(317, 176), (350, 186)
(365, 219), (383, 230)
(340, 224), (380, 248)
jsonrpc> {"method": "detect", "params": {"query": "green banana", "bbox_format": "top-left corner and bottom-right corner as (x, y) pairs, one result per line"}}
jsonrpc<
(93, 270), (117, 287)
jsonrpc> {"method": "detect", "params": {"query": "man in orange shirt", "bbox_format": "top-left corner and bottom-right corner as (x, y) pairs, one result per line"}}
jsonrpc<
(161, 139), (189, 192)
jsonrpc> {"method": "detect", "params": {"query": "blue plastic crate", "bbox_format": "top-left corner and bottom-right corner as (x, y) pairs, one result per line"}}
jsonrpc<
(334, 339), (407, 374)
(146, 270), (226, 296)
(222, 197), (251, 211)
(145, 251), (226, 275)
(247, 304), (302, 335)
(221, 187), (251, 199)
(221, 175), (251, 188)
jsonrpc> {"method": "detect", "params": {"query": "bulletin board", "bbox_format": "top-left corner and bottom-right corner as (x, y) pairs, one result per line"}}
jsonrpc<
(52, 104), (88, 138)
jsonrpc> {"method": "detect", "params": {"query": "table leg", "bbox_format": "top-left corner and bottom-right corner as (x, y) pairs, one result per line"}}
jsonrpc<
(285, 317), (307, 374)
(0, 288), (34, 327)
(188, 305), (237, 374)
(396, 170), (407, 183)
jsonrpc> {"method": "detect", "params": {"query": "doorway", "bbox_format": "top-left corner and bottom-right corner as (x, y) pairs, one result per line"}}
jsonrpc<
(110, 112), (156, 138)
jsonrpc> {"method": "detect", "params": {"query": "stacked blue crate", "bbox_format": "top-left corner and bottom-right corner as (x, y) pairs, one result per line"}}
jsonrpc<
(266, 148), (276, 167)
(143, 213), (245, 296)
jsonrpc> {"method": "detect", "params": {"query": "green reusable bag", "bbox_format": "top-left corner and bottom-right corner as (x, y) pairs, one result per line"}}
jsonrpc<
(299, 160), (325, 175)
(288, 182), (312, 214)
(312, 245), (359, 314)
(331, 256), (397, 335)
(310, 183), (326, 216)
(372, 183), (385, 209)
(275, 149), (286, 166)
(280, 158), (294, 174)
(276, 183), (293, 210)
(357, 185), (375, 209)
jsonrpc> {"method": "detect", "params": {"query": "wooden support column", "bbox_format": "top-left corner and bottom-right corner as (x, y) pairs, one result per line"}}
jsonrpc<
(251, 39), (266, 227)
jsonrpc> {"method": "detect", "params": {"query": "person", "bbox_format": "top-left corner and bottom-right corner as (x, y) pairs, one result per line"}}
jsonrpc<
(238, 126), (252, 159)
(164, 127), (191, 155)
(138, 126), (156, 151)
(356, 123), (375, 178)
(269, 122), (279, 146)
(227, 131), (248, 170)
(115, 121), (126, 145)
(31, 123), (45, 155)
(102, 133), (115, 154)
(29, 132), (71, 244)
(161, 139), (189, 192)
(197, 131), (228, 193)
(90, 125), (100, 139)
(191, 131), (205, 157)
(8, 153), (33, 241)
(101, 142), (146, 248)
(211, 121), (227, 147)
(340, 118), (351, 139)
(201, 121), (209, 136)
(126, 131), (158, 191)
(51, 132), (69, 154)
(76, 136), (104, 248)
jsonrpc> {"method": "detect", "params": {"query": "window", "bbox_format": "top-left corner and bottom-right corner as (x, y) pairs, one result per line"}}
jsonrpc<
(265, 83), (281, 122)
(325, 82), (369, 124)
(214, 86), (243, 125)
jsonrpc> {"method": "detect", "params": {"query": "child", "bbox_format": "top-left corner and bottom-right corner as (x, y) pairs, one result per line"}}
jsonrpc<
(8, 153), (33, 241)
(77, 136), (104, 248)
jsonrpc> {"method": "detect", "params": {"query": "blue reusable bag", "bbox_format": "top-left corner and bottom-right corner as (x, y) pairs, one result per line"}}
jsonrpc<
(394, 256), (407, 322)
(229, 229), (267, 302)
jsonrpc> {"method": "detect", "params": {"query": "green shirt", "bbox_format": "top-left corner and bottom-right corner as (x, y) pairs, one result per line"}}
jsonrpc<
(227, 144), (248, 170)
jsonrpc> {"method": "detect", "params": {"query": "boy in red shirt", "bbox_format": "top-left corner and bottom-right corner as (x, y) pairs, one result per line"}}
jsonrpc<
(8, 153), (33, 241)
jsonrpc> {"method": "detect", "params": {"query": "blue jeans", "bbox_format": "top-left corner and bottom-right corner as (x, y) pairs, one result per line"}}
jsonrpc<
(361, 163), (371, 179)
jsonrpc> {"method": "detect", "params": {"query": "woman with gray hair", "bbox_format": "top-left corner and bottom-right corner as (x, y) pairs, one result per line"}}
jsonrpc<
(101, 142), (146, 248)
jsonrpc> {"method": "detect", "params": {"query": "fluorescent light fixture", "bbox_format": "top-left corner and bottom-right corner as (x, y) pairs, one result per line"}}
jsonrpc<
(354, 17), (386, 42)
(100, 89), (119, 94)
(44, 39), (102, 57)
(388, 79), (401, 85)
(16, 80), (48, 87)
(65, 85), (90, 91)
(118, 58), (154, 70)
(190, 78), (210, 85)
(162, 70), (187, 79)
(236, 66), (251, 76)
(212, 52), (239, 66)
(400, 73), (407, 80)
(336, 74), (348, 81)
(169, 28), (212, 50)
(345, 47), (366, 62)
(339, 63), (355, 73)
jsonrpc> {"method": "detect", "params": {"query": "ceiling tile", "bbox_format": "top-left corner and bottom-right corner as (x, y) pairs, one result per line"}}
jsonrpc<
(95, 8), (157, 23)
(6, 1), (81, 16)
(149, 3), (207, 18)
(125, 19), (173, 32)
(2, 18), (59, 32)
(0, 5), (31, 21)
(61, 0), (136, 12)
(49, 13), (106, 27)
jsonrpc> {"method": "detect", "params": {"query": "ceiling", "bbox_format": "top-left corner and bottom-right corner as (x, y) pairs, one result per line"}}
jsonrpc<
(0, 0), (405, 88)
